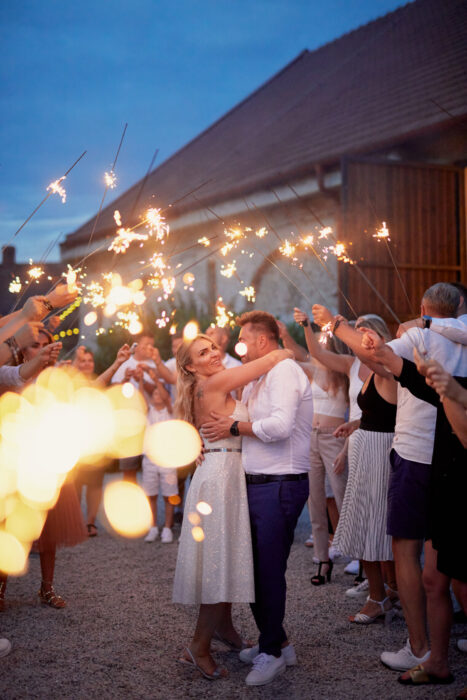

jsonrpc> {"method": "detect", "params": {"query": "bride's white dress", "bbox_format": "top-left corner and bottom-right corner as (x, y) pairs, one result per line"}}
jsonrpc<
(172, 400), (254, 604)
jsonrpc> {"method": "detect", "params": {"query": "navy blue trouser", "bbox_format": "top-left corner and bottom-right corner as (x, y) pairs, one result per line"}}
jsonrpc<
(247, 478), (309, 657)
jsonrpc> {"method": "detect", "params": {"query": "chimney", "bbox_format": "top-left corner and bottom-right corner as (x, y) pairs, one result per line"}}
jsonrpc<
(2, 246), (16, 266)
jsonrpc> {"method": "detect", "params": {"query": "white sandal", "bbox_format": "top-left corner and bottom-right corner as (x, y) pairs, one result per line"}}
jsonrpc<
(350, 596), (393, 625)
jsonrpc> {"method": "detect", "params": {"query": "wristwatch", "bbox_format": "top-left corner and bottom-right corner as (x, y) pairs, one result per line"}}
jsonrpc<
(230, 420), (240, 437)
(422, 315), (432, 329)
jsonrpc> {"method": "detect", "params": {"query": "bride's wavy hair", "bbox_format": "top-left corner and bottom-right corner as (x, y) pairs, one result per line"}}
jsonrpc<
(174, 334), (220, 425)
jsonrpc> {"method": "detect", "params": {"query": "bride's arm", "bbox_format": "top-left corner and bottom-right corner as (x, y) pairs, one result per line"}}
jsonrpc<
(206, 348), (293, 395)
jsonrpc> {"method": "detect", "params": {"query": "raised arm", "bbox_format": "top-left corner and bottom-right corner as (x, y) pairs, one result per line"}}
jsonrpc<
(150, 347), (176, 384)
(206, 348), (293, 396)
(293, 307), (353, 375)
(277, 320), (309, 362)
(95, 344), (131, 386)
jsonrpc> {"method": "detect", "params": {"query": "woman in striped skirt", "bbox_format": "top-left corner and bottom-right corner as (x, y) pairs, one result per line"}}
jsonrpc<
(312, 307), (398, 625)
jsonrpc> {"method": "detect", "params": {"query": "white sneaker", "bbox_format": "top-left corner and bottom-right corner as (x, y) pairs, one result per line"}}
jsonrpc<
(457, 639), (467, 653)
(344, 559), (360, 575)
(240, 643), (297, 666)
(144, 526), (159, 542)
(0, 638), (11, 658)
(328, 545), (343, 560)
(345, 579), (369, 598)
(245, 652), (286, 686)
(380, 638), (430, 671)
(304, 533), (314, 547)
(160, 527), (173, 543)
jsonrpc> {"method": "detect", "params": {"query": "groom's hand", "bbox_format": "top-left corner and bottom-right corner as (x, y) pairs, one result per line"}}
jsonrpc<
(200, 412), (233, 441)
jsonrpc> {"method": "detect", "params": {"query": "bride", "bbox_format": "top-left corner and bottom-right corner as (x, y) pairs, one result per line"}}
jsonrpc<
(172, 333), (291, 679)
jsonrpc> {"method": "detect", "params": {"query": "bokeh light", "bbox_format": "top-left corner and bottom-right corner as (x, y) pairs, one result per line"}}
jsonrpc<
(103, 481), (152, 538)
(144, 419), (201, 468)
(191, 526), (205, 542)
(235, 341), (247, 357)
(196, 501), (212, 515)
(183, 321), (199, 341)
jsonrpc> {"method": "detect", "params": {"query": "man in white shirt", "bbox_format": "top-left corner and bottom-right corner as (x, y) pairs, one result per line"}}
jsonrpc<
(202, 311), (313, 687)
(363, 283), (467, 673)
(396, 281), (467, 344)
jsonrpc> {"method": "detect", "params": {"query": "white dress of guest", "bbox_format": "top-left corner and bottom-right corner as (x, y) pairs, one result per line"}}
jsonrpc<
(172, 400), (254, 604)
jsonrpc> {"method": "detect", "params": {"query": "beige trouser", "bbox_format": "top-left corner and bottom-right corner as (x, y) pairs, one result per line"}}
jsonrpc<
(308, 427), (347, 562)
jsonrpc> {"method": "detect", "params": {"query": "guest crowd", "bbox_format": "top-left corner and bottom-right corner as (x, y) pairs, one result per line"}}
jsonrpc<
(0, 279), (465, 695)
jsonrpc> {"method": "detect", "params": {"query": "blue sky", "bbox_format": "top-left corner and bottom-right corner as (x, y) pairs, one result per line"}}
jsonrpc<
(0, 0), (408, 262)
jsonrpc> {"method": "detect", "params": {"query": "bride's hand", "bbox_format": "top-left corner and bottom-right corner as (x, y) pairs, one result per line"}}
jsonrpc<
(200, 412), (234, 442)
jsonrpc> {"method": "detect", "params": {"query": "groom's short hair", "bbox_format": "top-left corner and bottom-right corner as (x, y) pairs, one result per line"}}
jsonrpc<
(236, 310), (280, 343)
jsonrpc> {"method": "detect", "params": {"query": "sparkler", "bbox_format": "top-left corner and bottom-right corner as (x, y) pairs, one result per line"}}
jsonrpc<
(373, 221), (414, 316)
(46, 176), (67, 203)
(9, 277), (22, 294)
(27, 265), (44, 281)
(319, 321), (333, 345)
(214, 297), (235, 328)
(104, 170), (117, 189)
(239, 286), (256, 303)
(198, 237), (211, 247)
(220, 262), (237, 278)
(114, 210), (122, 226)
(4, 150), (86, 248)
(256, 227), (268, 238)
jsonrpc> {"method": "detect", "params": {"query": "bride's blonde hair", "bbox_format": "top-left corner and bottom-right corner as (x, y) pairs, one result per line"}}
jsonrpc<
(173, 334), (220, 424)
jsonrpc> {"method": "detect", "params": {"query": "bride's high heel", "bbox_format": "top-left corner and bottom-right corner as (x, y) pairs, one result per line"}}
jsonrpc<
(311, 560), (333, 586)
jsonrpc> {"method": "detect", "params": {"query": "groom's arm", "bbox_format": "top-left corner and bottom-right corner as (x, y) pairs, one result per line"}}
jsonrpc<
(250, 363), (301, 443)
(201, 413), (255, 441)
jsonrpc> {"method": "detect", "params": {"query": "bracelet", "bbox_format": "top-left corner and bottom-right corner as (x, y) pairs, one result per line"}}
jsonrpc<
(331, 318), (342, 334)
(43, 299), (54, 312)
(299, 319), (309, 327)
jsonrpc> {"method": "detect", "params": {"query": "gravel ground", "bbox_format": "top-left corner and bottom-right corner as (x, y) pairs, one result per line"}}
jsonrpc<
(1, 486), (466, 700)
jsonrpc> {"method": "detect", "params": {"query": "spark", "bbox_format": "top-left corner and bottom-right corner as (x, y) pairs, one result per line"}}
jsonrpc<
(47, 176), (67, 203)
(215, 297), (235, 328)
(27, 265), (44, 281)
(150, 253), (167, 274)
(301, 234), (314, 247)
(327, 241), (354, 264)
(220, 262), (237, 278)
(182, 272), (195, 285)
(279, 240), (297, 258)
(64, 264), (79, 292)
(220, 242), (234, 256)
(169, 324), (177, 335)
(239, 286), (256, 302)
(9, 277), (22, 294)
(114, 210), (122, 226)
(161, 277), (176, 296)
(108, 228), (148, 254)
(224, 226), (244, 241)
(83, 281), (105, 308)
(255, 227), (268, 238)
(319, 226), (333, 239)
(374, 221), (390, 242)
(146, 208), (169, 241)
(197, 236), (210, 247)
(319, 321), (333, 345)
(104, 171), (117, 189)
(115, 310), (143, 335)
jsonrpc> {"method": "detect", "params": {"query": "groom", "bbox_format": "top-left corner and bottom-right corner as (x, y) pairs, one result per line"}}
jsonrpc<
(202, 310), (313, 686)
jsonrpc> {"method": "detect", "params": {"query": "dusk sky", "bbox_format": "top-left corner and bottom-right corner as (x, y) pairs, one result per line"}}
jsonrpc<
(1, 0), (408, 262)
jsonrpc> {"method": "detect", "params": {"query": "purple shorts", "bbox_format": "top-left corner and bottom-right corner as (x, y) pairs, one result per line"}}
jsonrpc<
(387, 449), (430, 540)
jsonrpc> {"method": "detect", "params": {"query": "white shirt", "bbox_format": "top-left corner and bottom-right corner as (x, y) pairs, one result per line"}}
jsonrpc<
(388, 327), (467, 464)
(222, 353), (242, 369)
(430, 314), (467, 344)
(241, 359), (314, 475)
(110, 355), (157, 388)
(0, 365), (25, 386)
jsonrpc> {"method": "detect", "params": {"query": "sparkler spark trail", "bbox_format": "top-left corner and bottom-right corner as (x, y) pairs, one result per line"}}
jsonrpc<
(373, 221), (390, 241)
(46, 176), (67, 203)
(104, 171), (117, 189)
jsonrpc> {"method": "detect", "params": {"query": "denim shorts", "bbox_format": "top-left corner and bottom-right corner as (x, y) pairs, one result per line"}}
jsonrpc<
(387, 449), (430, 540)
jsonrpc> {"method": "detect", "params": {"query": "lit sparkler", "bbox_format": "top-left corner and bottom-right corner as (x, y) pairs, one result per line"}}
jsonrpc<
(104, 170), (117, 189)
(220, 262), (237, 278)
(239, 286), (256, 302)
(373, 221), (390, 242)
(46, 176), (67, 203)
(9, 277), (22, 294)
(255, 227), (268, 238)
(27, 265), (44, 281)
(279, 240), (297, 259)
(198, 237), (210, 247)
(114, 210), (122, 226)
(319, 321), (333, 345)
(215, 297), (235, 328)
(108, 228), (148, 254)
(319, 226), (333, 239)
(146, 207), (169, 241)
(83, 281), (105, 308)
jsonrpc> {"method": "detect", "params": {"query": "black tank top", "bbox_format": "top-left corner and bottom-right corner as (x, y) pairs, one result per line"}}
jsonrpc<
(357, 373), (396, 433)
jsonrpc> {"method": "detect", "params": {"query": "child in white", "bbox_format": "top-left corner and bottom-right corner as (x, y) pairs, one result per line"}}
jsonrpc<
(140, 377), (178, 543)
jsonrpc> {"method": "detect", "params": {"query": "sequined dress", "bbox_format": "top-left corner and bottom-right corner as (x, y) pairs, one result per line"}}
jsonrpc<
(172, 401), (255, 604)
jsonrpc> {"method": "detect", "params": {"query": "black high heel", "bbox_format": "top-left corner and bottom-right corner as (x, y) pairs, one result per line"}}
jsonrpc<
(311, 560), (333, 586)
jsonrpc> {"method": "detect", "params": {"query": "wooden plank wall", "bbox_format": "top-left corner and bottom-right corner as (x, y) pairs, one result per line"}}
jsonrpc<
(340, 157), (465, 330)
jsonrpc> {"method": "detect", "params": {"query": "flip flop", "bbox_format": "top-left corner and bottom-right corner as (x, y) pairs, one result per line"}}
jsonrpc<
(178, 647), (227, 680)
(398, 664), (454, 686)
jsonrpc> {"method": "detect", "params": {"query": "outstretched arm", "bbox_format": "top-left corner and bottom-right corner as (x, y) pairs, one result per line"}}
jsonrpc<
(95, 344), (131, 386)
(293, 307), (353, 375)
(277, 320), (309, 362)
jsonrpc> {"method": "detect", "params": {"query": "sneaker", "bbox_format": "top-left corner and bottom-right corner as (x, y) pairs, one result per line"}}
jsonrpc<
(240, 643), (297, 666)
(344, 559), (360, 575)
(345, 579), (369, 598)
(380, 638), (430, 671)
(458, 639), (467, 653)
(304, 533), (314, 547)
(245, 653), (286, 686)
(0, 638), (11, 658)
(144, 526), (159, 542)
(160, 527), (173, 543)
(328, 545), (343, 560)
